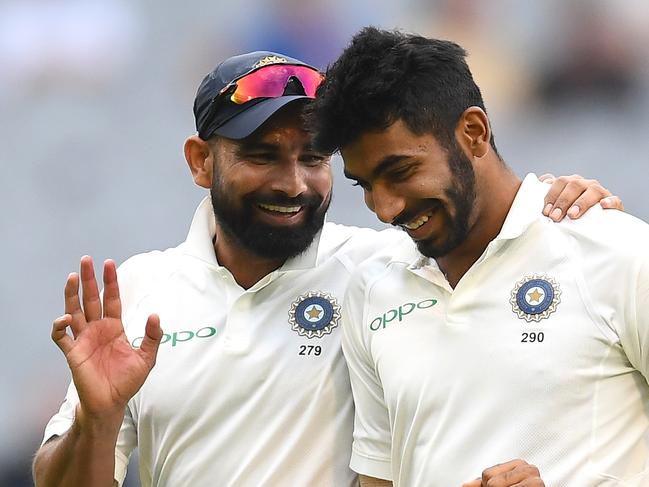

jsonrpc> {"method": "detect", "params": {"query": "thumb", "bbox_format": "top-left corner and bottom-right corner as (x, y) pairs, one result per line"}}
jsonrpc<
(461, 479), (482, 487)
(138, 314), (163, 367)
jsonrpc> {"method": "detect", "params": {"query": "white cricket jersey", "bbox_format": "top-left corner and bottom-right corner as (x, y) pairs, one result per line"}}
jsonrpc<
(43, 197), (410, 487)
(343, 174), (649, 487)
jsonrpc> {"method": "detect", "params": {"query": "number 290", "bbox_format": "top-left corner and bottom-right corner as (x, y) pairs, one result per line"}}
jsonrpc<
(521, 332), (544, 343)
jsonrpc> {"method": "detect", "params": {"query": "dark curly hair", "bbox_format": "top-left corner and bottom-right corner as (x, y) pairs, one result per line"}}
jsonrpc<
(307, 27), (497, 155)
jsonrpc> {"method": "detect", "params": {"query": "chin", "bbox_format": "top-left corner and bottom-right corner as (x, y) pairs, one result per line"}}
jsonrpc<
(415, 231), (464, 259)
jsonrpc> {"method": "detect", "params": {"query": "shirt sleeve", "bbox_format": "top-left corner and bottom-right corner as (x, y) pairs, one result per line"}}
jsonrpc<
(342, 267), (393, 480)
(619, 255), (649, 381)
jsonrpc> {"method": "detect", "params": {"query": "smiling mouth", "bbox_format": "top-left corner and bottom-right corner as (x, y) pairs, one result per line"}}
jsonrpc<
(402, 211), (434, 230)
(257, 203), (303, 214)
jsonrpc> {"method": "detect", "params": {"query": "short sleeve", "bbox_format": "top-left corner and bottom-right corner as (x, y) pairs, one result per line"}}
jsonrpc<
(619, 255), (649, 382)
(342, 269), (393, 480)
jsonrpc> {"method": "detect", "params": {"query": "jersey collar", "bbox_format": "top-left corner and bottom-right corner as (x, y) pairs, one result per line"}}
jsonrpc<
(183, 197), (321, 271)
(405, 173), (549, 281)
(495, 173), (550, 242)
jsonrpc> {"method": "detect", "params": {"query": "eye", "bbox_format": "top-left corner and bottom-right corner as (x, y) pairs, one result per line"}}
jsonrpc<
(300, 153), (329, 166)
(388, 165), (416, 182)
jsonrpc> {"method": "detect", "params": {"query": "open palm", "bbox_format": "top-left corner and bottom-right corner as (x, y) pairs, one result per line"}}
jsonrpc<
(51, 256), (163, 418)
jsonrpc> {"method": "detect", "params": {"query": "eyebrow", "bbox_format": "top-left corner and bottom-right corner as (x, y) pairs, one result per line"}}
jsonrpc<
(235, 142), (279, 154)
(236, 141), (323, 155)
(344, 154), (412, 182)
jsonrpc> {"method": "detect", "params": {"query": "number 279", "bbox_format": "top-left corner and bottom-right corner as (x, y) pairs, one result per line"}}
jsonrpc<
(299, 345), (322, 355)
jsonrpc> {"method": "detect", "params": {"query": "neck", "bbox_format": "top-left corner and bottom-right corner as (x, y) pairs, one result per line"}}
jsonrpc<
(436, 163), (521, 288)
(213, 226), (286, 289)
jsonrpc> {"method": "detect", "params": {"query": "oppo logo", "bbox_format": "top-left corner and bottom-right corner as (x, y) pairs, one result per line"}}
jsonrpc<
(131, 326), (218, 348)
(369, 299), (438, 331)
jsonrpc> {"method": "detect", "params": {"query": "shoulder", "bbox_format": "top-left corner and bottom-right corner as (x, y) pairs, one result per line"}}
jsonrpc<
(116, 243), (188, 307)
(345, 240), (416, 306)
(549, 208), (649, 300)
(556, 207), (649, 258)
(319, 222), (414, 269)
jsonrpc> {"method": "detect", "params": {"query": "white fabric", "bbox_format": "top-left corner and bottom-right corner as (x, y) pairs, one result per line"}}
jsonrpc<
(42, 197), (410, 487)
(343, 174), (649, 487)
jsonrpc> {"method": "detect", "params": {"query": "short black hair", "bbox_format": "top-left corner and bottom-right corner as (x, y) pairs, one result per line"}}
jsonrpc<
(308, 27), (497, 154)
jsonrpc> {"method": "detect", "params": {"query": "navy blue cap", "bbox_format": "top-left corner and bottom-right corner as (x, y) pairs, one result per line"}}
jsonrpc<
(193, 51), (318, 140)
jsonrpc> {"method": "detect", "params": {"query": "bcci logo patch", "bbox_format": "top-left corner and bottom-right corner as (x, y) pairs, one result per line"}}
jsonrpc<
(288, 291), (341, 339)
(253, 55), (288, 68)
(510, 274), (561, 322)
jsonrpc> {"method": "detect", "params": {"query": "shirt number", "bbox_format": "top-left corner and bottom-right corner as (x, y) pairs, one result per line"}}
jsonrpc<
(299, 345), (322, 356)
(521, 332), (544, 343)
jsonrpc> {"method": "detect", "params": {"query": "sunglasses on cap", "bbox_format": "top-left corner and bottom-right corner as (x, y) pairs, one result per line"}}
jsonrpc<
(218, 63), (324, 104)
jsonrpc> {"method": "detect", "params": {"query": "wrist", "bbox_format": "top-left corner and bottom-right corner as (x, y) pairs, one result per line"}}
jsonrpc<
(72, 404), (125, 440)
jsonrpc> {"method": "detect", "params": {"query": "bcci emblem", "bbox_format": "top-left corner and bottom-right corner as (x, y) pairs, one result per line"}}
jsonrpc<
(510, 274), (561, 322)
(253, 55), (288, 68)
(288, 291), (341, 339)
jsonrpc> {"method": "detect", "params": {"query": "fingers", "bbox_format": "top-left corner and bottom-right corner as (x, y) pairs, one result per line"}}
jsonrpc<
(561, 180), (612, 220)
(479, 459), (544, 487)
(481, 459), (526, 479)
(51, 314), (74, 355)
(102, 259), (122, 319)
(138, 314), (163, 368)
(600, 195), (624, 211)
(543, 175), (610, 221)
(80, 256), (102, 322)
(64, 272), (86, 337)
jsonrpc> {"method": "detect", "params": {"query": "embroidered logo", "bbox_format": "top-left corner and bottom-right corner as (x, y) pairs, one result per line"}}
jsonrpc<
(288, 291), (340, 339)
(510, 274), (561, 322)
(253, 55), (289, 69)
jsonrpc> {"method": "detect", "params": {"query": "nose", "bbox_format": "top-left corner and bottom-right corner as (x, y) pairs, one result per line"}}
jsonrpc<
(368, 184), (406, 224)
(270, 161), (308, 198)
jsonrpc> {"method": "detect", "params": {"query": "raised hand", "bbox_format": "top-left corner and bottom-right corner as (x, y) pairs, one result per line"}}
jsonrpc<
(462, 459), (544, 487)
(51, 256), (163, 421)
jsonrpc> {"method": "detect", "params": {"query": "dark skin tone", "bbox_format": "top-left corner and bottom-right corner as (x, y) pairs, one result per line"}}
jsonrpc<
(32, 105), (332, 486)
(343, 109), (565, 486)
(184, 103), (332, 288)
(33, 104), (619, 487)
(344, 108), (571, 287)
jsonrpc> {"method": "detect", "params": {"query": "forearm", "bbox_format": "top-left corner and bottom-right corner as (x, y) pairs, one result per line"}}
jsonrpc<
(33, 406), (124, 487)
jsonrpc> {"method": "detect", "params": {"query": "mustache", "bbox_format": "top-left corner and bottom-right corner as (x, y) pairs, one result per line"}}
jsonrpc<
(392, 200), (443, 227)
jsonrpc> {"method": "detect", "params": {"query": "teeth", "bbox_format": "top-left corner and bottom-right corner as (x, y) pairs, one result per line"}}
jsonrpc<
(403, 212), (433, 230)
(258, 203), (301, 213)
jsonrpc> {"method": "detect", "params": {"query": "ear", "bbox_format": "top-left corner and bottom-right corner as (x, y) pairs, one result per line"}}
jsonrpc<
(184, 135), (214, 189)
(455, 107), (491, 159)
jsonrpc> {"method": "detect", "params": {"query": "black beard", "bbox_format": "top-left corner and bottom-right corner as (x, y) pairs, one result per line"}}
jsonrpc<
(210, 179), (330, 262)
(413, 142), (476, 259)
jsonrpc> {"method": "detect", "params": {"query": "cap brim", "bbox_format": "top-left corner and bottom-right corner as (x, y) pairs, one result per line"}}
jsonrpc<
(213, 95), (310, 140)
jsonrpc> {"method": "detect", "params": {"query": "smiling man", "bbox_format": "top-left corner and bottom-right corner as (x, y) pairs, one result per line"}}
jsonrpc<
(309, 28), (649, 486)
(33, 50), (621, 487)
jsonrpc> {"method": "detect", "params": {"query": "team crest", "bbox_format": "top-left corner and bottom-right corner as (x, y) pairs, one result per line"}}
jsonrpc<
(510, 274), (561, 322)
(253, 55), (288, 68)
(288, 291), (341, 338)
